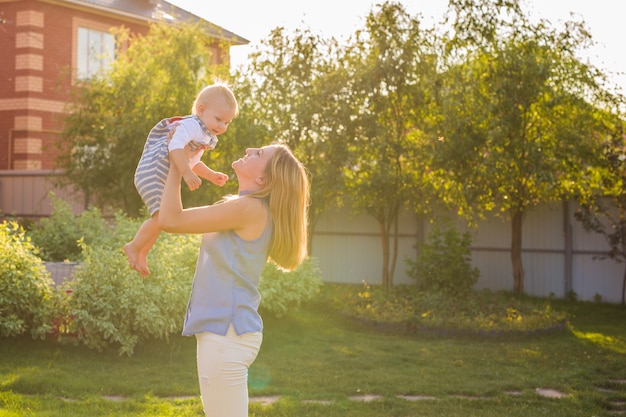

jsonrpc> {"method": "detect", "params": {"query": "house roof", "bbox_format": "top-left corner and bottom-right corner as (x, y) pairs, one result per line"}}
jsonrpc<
(65, 0), (249, 45)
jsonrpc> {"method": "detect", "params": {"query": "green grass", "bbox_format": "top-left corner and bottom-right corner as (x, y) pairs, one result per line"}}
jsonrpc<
(1, 286), (625, 416)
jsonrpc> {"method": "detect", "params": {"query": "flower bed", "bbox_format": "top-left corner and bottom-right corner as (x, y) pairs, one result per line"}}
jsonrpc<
(327, 283), (569, 338)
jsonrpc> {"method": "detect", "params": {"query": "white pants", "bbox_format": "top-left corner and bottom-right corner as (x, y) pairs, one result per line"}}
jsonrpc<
(195, 325), (263, 417)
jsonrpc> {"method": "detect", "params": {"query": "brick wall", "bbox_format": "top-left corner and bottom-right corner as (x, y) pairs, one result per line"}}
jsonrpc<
(0, 169), (85, 217)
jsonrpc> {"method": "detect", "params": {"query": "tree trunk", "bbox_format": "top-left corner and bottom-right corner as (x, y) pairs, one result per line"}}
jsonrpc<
(622, 264), (626, 306)
(390, 210), (399, 285)
(379, 219), (391, 288)
(511, 210), (525, 294)
(307, 213), (319, 256)
(620, 226), (626, 306)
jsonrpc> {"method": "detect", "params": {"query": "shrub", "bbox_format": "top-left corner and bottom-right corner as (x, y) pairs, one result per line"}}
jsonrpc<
(47, 211), (322, 355)
(0, 221), (56, 338)
(29, 193), (108, 262)
(259, 257), (323, 318)
(62, 213), (199, 356)
(406, 218), (479, 297)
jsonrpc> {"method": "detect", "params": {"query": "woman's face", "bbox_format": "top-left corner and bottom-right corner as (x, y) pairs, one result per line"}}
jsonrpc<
(232, 145), (277, 185)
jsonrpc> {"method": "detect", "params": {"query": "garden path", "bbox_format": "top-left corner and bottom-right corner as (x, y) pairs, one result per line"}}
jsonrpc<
(93, 379), (626, 414)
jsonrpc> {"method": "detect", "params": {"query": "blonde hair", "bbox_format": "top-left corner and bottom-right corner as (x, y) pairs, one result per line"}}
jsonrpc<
(191, 82), (239, 116)
(253, 144), (309, 271)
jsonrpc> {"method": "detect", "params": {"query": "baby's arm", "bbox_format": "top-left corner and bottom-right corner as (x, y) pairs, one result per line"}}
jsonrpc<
(168, 119), (205, 191)
(193, 162), (228, 187)
(170, 148), (202, 191)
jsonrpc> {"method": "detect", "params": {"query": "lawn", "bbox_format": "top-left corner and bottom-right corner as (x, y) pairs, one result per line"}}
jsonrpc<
(1, 286), (625, 416)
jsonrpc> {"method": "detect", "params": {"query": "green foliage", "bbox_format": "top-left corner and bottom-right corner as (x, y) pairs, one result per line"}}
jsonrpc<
(0, 221), (55, 338)
(29, 194), (108, 261)
(406, 219), (479, 297)
(436, 0), (623, 293)
(574, 124), (626, 305)
(259, 257), (323, 318)
(54, 213), (321, 355)
(61, 214), (200, 356)
(341, 282), (568, 335)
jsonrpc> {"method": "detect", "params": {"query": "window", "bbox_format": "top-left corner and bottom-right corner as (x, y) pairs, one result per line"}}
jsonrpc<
(76, 27), (114, 79)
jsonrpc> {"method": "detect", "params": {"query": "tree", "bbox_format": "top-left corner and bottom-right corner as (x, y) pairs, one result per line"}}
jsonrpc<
(56, 22), (232, 215)
(575, 121), (626, 305)
(234, 27), (352, 252)
(341, 1), (438, 287)
(435, 0), (620, 293)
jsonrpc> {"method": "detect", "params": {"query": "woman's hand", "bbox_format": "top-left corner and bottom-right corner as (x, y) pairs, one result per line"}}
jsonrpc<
(183, 171), (202, 191)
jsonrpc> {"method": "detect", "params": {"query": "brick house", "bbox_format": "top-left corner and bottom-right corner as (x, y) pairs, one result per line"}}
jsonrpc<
(0, 0), (246, 216)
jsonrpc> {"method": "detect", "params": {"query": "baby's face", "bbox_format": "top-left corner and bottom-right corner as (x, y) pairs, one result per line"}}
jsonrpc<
(196, 96), (237, 136)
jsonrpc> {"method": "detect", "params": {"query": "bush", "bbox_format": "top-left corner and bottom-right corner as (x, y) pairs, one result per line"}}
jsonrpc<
(0, 221), (56, 338)
(61, 213), (199, 356)
(29, 193), (108, 262)
(406, 218), (479, 297)
(259, 257), (323, 318)
(30, 208), (322, 355)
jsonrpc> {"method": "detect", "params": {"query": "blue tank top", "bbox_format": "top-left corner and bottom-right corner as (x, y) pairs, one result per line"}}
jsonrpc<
(182, 200), (273, 336)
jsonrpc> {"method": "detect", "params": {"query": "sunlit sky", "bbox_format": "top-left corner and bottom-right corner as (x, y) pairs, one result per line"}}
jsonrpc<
(167, 0), (625, 92)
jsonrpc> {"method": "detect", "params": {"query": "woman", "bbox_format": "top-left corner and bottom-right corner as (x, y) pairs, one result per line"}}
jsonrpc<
(159, 143), (309, 417)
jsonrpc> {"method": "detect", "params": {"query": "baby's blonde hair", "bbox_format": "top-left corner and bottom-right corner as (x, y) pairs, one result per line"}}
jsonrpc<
(191, 82), (239, 116)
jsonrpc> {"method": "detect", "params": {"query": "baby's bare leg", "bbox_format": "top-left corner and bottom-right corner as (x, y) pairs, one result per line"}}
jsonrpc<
(124, 213), (160, 276)
(136, 228), (161, 277)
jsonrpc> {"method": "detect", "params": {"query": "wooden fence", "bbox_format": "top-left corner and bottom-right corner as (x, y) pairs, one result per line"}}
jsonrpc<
(312, 202), (624, 303)
(0, 170), (85, 217)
